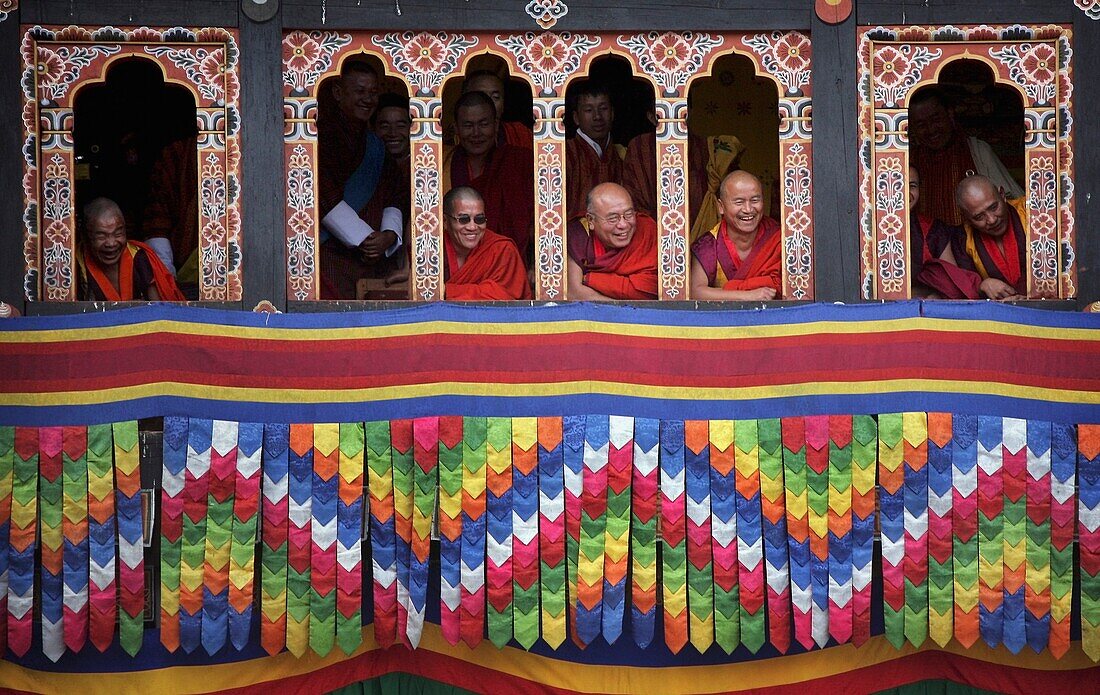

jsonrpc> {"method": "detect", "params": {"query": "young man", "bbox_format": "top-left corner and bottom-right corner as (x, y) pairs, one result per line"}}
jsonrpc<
(565, 82), (623, 220)
(443, 187), (531, 300)
(567, 183), (658, 300)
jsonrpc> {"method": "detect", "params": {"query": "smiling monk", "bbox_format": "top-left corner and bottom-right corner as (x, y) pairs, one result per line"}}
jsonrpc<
(443, 187), (531, 301)
(567, 183), (659, 300)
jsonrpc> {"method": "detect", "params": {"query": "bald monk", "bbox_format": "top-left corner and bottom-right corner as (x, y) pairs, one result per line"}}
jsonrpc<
(567, 183), (659, 300)
(77, 197), (185, 301)
(445, 91), (535, 261)
(565, 82), (623, 219)
(443, 186), (532, 301)
(462, 70), (533, 150)
(689, 171), (781, 301)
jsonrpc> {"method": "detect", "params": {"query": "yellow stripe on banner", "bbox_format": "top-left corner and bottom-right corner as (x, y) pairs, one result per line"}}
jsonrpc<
(6, 378), (1100, 409)
(0, 625), (1096, 695)
(3, 317), (1100, 346)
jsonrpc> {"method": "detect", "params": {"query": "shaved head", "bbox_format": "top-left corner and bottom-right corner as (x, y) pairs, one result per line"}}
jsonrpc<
(955, 174), (998, 209)
(443, 186), (484, 217)
(84, 197), (124, 226)
(956, 175), (1010, 237)
(718, 170), (762, 200)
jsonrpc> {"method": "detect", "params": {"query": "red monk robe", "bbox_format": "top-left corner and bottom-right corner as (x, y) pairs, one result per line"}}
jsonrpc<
(501, 121), (533, 150)
(908, 210), (960, 297)
(920, 197), (1029, 299)
(77, 240), (186, 302)
(567, 214), (659, 299)
(621, 131), (708, 225)
(143, 136), (198, 269)
(690, 217), (782, 295)
(444, 229), (532, 300)
(565, 137), (623, 220)
(911, 135), (976, 227)
(445, 144), (534, 260)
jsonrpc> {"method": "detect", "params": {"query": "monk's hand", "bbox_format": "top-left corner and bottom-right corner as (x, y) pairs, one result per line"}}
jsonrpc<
(360, 230), (398, 261)
(744, 287), (777, 301)
(979, 278), (1016, 300)
(384, 268), (409, 286)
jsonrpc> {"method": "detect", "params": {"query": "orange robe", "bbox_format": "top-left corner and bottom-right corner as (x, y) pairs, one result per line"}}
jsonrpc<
(690, 217), (782, 295)
(567, 214), (659, 300)
(621, 131), (708, 223)
(77, 240), (186, 301)
(444, 229), (532, 300)
(143, 137), (198, 269)
(565, 136), (623, 220)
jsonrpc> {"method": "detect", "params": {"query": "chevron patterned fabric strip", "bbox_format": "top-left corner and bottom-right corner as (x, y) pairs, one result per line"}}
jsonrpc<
(804, 415), (830, 649)
(758, 418), (790, 653)
(926, 413), (954, 648)
(410, 417), (439, 649)
(309, 423), (340, 658)
(112, 421), (143, 656)
(0, 426), (12, 656)
(61, 426), (89, 656)
(951, 414), (979, 649)
(603, 415), (632, 646)
(685, 420), (714, 653)
(826, 415), (853, 647)
(537, 417), (566, 650)
(1079, 423), (1100, 661)
(202, 420), (238, 656)
(709, 419), (738, 654)
(736, 419), (766, 654)
(977, 415), (1005, 649)
(366, 420), (397, 649)
(630, 417), (659, 649)
(39, 426), (64, 662)
(1048, 421), (1075, 658)
(1001, 417), (1028, 654)
(389, 419), (414, 648)
(877, 413), (905, 649)
(783, 417), (812, 650)
(562, 415), (585, 649)
(511, 417), (539, 650)
(259, 423), (290, 656)
(229, 423), (262, 652)
(486, 417), (514, 649)
(286, 423), (314, 657)
(160, 417), (188, 652)
(850, 415), (877, 647)
(8, 428), (37, 657)
(576, 414), (609, 648)
(438, 416), (463, 646)
(335, 422), (364, 656)
(659, 420), (688, 654)
(902, 412), (929, 649)
(1024, 420), (1052, 654)
(459, 416), (486, 649)
(180, 419), (213, 654)
(87, 424), (116, 653)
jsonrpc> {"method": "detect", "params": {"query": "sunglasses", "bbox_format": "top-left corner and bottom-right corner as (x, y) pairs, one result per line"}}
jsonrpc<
(447, 213), (488, 225)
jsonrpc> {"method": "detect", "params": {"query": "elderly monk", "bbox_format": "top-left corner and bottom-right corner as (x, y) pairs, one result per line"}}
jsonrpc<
(317, 60), (405, 299)
(443, 187), (531, 300)
(689, 171), (781, 301)
(462, 70), (533, 150)
(77, 197), (185, 301)
(444, 91), (534, 260)
(565, 82), (623, 220)
(567, 183), (659, 300)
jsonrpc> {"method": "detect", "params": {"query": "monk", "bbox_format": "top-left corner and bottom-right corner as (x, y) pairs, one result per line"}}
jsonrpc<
(909, 88), (1023, 226)
(565, 82), (622, 220)
(373, 92), (412, 239)
(906, 164), (959, 298)
(443, 187), (531, 300)
(444, 91), (534, 261)
(462, 70), (533, 150)
(142, 135), (197, 282)
(77, 197), (185, 301)
(689, 171), (781, 301)
(567, 183), (658, 300)
(317, 60), (405, 299)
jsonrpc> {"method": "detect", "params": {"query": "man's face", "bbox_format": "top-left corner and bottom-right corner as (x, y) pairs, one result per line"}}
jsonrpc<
(908, 166), (920, 208)
(587, 189), (636, 250)
(909, 99), (954, 151)
(334, 71), (380, 125)
(456, 103), (498, 157)
(466, 75), (505, 119)
(959, 184), (1010, 237)
(445, 196), (488, 254)
(716, 176), (764, 235)
(87, 212), (127, 268)
(375, 105), (411, 158)
(573, 94), (613, 143)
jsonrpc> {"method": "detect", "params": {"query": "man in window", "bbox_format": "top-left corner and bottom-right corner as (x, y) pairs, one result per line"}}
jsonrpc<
(443, 187), (531, 300)
(77, 197), (185, 302)
(317, 59), (405, 299)
(443, 91), (534, 261)
(461, 70), (533, 150)
(566, 82), (623, 220)
(909, 88), (1023, 227)
(908, 165), (958, 299)
(688, 171), (781, 301)
(942, 175), (1030, 300)
(567, 183), (658, 300)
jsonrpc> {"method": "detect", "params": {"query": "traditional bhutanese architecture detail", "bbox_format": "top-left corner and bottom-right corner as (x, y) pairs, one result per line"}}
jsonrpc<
(1078, 0), (1100, 21)
(524, 0), (568, 29)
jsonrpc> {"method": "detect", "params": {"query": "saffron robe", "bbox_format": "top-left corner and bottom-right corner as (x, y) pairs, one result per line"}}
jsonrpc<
(565, 135), (623, 220)
(444, 229), (532, 300)
(912, 135), (1024, 226)
(567, 214), (659, 300)
(143, 136), (198, 270)
(691, 217), (782, 295)
(77, 240), (186, 302)
(920, 197), (1029, 299)
(444, 143), (535, 261)
(621, 131), (712, 227)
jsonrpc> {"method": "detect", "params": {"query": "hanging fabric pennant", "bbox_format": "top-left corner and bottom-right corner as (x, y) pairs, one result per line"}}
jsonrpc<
(390, 419), (414, 648)
(1078, 423), (1100, 661)
(685, 420), (714, 653)
(203, 420), (238, 656)
(576, 414), (609, 647)
(113, 421), (144, 657)
(1001, 417), (1028, 655)
(537, 417), (566, 650)
(782, 416), (813, 650)
(486, 418), (515, 649)
(459, 416), (487, 649)
(40, 426), (65, 662)
(735, 419), (765, 654)
(229, 423), (263, 651)
(562, 415), (585, 648)
(160, 417), (189, 652)
(977, 415), (1005, 649)
(1024, 420), (1051, 654)
(180, 419), (214, 654)
(926, 413), (954, 648)
(877, 412), (905, 649)
(826, 415), (853, 647)
(659, 420), (688, 654)
(310, 424), (340, 658)
(0, 426), (13, 656)
(286, 423), (314, 657)
(437, 416), (464, 646)
(366, 421), (397, 649)
(335, 422), (364, 656)
(758, 418), (790, 653)
(8, 428), (38, 657)
(630, 418), (659, 649)
(602, 416), (632, 646)
(951, 414), (979, 649)
(87, 424), (116, 654)
(708, 419), (738, 655)
(511, 417), (540, 650)
(901, 412), (929, 649)
(411, 418), (439, 649)
(1049, 421), (1076, 658)
(803, 415), (829, 649)
(260, 422), (290, 656)
(61, 426), (90, 656)
(850, 415), (877, 647)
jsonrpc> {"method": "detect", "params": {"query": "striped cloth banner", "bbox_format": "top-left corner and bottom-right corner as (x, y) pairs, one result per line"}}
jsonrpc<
(603, 416), (632, 646)
(562, 415), (585, 648)
(87, 424), (115, 653)
(735, 419), (766, 653)
(537, 417), (566, 650)
(286, 423), (313, 656)
(459, 417), (486, 649)
(826, 415), (853, 647)
(660, 420), (688, 654)
(180, 419), (214, 654)
(335, 423), (364, 655)
(1024, 420), (1052, 654)
(410, 418), (438, 649)
(759, 418), (791, 653)
(203, 420), (238, 655)
(309, 424), (339, 657)
(927, 413), (954, 648)
(438, 417), (464, 645)
(229, 423), (263, 651)
(804, 415), (829, 649)
(1049, 421), (1075, 658)
(113, 421), (143, 656)
(952, 415), (980, 648)
(877, 413), (905, 648)
(977, 416), (1005, 649)
(1080, 423), (1100, 661)
(486, 417), (514, 649)
(0, 426), (12, 656)
(260, 423), (290, 655)
(61, 426), (89, 656)
(7, 428), (37, 657)
(902, 412), (929, 648)
(851, 415), (877, 646)
(40, 426), (64, 662)
(511, 418), (539, 650)
(1002, 417), (1028, 654)
(390, 419), (414, 647)
(783, 417), (813, 650)
(709, 419), (738, 654)
(576, 414), (609, 647)
(366, 421), (397, 648)
(160, 417), (188, 652)
(630, 418), (659, 649)
(685, 420), (714, 653)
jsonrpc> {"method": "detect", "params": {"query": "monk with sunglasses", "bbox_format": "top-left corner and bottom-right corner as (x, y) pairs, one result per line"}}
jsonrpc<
(443, 186), (532, 300)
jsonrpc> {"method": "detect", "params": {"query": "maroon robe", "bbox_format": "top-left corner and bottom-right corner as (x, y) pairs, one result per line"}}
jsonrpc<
(691, 217), (782, 295)
(909, 211), (958, 298)
(621, 131), (708, 224)
(567, 214), (659, 299)
(143, 137), (198, 269)
(911, 134), (976, 227)
(444, 229), (532, 300)
(448, 144), (534, 261)
(565, 136), (623, 220)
